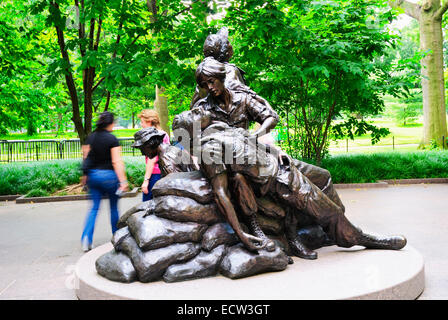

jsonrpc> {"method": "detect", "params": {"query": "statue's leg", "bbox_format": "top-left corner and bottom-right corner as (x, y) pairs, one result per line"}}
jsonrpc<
(296, 224), (335, 250)
(230, 173), (275, 252)
(230, 173), (258, 216)
(210, 172), (266, 252)
(284, 208), (318, 260)
(293, 159), (345, 212)
(273, 166), (406, 250)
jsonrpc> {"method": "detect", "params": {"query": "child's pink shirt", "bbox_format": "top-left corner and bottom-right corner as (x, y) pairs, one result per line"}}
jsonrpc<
(145, 131), (170, 174)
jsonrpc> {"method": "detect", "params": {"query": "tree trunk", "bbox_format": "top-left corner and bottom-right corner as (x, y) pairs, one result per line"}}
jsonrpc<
(26, 121), (37, 136)
(84, 86), (93, 136)
(132, 112), (135, 128)
(146, 2), (170, 137)
(419, 3), (447, 146)
(154, 85), (170, 136)
(56, 113), (63, 136)
(389, 0), (448, 147)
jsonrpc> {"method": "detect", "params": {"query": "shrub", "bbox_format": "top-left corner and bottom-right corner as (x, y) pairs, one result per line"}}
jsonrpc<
(1, 151), (448, 196)
(0, 160), (83, 196)
(0, 157), (146, 196)
(26, 188), (50, 198)
(319, 151), (448, 183)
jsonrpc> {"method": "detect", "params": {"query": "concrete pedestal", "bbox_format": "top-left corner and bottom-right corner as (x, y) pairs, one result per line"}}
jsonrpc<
(75, 243), (424, 300)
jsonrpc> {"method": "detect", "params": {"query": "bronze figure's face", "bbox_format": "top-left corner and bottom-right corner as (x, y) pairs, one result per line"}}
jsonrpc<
(139, 143), (159, 159)
(201, 76), (225, 97)
(173, 107), (212, 134)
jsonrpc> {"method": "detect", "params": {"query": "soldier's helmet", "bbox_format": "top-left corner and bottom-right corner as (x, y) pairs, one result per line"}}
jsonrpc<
(132, 127), (165, 149)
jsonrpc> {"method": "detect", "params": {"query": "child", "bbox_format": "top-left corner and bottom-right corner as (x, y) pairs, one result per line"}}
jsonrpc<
(137, 109), (170, 201)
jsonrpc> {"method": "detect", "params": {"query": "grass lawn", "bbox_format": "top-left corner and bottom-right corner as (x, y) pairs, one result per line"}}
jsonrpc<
(329, 117), (425, 154)
(329, 91), (448, 154)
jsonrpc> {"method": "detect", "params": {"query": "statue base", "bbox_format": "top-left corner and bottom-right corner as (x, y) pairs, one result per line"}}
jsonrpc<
(75, 242), (424, 300)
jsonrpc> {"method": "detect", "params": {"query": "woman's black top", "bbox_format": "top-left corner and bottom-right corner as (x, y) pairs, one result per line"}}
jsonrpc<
(84, 130), (120, 172)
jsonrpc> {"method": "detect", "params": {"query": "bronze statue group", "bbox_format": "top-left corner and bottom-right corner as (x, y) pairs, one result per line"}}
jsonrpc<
(95, 28), (407, 284)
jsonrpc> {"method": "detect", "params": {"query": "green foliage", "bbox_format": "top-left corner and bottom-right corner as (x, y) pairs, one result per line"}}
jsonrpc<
(1, 0), (424, 151)
(442, 13), (448, 69)
(279, 137), (307, 163)
(26, 188), (50, 198)
(164, 82), (194, 125)
(423, 139), (445, 151)
(332, 117), (391, 144)
(122, 156), (146, 187)
(112, 92), (155, 129)
(382, 90), (423, 127)
(19, 0), (213, 142)
(0, 157), (145, 196)
(223, 0), (420, 163)
(2, 151), (448, 195)
(395, 93), (422, 126)
(0, 1), (66, 136)
(381, 19), (423, 126)
(0, 160), (81, 195)
(393, 18), (421, 63)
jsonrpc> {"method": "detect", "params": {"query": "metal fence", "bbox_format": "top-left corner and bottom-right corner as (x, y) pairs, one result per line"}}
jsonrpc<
(0, 138), (137, 163)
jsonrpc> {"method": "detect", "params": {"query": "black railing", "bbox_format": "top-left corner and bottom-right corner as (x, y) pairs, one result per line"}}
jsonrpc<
(0, 138), (136, 163)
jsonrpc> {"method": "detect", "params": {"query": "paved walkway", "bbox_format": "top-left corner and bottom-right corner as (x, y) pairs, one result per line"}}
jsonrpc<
(0, 184), (447, 300)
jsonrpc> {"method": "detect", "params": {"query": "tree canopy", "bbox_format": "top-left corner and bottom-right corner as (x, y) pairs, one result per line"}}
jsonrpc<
(0, 1), (66, 135)
(223, 0), (419, 162)
(0, 0), (426, 162)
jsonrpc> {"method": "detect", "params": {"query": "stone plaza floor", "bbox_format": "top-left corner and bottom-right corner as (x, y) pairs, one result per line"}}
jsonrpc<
(0, 184), (447, 300)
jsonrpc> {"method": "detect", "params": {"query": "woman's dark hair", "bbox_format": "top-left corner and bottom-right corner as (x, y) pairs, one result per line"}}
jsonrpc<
(195, 57), (226, 88)
(95, 111), (115, 131)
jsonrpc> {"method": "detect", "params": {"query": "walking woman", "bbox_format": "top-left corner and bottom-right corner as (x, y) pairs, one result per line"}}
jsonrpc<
(138, 109), (170, 201)
(80, 111), (128, 252)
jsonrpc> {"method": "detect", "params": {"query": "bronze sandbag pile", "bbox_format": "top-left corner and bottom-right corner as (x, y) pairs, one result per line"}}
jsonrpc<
(152, 171), (214, 204)
(95, 170), (292, 283)
(116, 200), (155, 229)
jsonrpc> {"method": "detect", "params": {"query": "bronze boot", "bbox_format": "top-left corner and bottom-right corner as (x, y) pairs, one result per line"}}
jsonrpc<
(284, 209), (318, 259)
(288, 237), (318, 260)
(247, 214), (276, 252)
(359, 233), (407, 250)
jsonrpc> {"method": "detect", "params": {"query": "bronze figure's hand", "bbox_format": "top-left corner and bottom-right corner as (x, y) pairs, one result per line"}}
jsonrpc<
(239, 232), (267, 251)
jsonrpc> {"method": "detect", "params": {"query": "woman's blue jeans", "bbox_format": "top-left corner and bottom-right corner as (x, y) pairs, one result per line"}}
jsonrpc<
(142, 173), (161, 202)
(81, 169), (119, 245)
